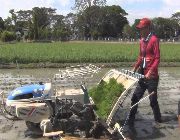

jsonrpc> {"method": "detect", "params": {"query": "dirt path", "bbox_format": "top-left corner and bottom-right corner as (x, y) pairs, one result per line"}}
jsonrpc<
(0, 68), (180, 140)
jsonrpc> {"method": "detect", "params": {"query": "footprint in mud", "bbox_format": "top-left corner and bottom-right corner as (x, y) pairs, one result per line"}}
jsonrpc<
(141, 129), (149, 134)
(0, 124), (13, 133)
(162, 113), (177, 121)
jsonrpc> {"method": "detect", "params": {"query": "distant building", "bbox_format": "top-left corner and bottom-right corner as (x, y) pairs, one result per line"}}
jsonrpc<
(15, 31), (21, 41)
(16, 31), (21, 37)
(23, 28), (28, 36)
(23, 28), (29, 41)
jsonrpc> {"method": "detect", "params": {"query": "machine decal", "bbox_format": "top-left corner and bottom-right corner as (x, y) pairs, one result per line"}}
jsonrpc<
(12, 90), (22, 96)
(28, 107), (36, 117)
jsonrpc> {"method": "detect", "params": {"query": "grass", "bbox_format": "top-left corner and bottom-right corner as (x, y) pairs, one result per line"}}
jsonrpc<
(0, 41), (180, 64)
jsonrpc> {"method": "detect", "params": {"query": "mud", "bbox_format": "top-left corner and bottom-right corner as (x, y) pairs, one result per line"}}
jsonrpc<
(0, 67), (180, 140)
(1, 62), (180, 69)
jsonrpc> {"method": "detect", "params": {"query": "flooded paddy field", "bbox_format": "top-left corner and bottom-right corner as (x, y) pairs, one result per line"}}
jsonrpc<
(0, 67), (180, 140)
(0, 69), (56, 96)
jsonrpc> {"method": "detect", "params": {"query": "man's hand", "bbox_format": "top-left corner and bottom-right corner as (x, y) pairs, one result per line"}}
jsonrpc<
(132, 67), (136, 73)
(145, 71), (151, 79)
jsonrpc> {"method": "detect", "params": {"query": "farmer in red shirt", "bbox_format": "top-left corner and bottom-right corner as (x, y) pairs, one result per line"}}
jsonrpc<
(128, 18), (162, 128)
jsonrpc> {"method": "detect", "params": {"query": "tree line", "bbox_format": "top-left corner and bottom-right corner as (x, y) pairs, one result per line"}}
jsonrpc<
(0, 0), (180, 42)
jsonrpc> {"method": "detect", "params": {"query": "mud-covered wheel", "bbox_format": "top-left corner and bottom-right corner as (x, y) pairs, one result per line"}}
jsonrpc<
(178, 101), (180, 116)
(177, 101), (180, 127)
(25, 121), (41, 131)
(25, 121), (43, 136)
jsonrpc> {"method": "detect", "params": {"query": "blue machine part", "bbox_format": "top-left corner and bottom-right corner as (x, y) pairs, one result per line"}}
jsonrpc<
(7, 84), (45, 100)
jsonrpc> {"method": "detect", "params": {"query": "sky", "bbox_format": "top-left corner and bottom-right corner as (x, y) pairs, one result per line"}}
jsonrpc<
(0, 0), (180, 24)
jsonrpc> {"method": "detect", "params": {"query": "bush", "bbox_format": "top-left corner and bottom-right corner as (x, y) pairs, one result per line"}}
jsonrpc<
(1, 31), (16, 42)
(89, 78), (125, 119)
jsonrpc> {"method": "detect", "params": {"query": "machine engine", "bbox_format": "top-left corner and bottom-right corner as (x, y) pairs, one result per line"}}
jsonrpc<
(40, 98), (105, 138)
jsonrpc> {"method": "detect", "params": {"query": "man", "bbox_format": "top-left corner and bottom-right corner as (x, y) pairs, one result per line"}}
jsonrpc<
(128, 18), (162, 128)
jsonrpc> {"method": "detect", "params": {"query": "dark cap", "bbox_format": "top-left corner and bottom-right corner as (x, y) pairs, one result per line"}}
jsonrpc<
(136, 18), (151, 29)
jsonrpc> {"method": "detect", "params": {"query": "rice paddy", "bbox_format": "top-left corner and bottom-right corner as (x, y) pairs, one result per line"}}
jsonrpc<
(0, 41), (180, 64)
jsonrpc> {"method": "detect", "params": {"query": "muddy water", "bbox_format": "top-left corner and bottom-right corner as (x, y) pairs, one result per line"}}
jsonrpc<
(0, 68), (109, 96)
(0, 67), (180, 140)
(0, 68), (57, 96)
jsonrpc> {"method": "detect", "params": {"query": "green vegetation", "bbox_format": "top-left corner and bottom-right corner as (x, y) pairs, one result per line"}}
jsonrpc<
(89, 78), (125, 119)
(1, 3), (179, 42)
(0, 4), (128, 42)
(0, 42), (180, 64)
(1, 31), (16, 42)
(0, 42), (136, 64)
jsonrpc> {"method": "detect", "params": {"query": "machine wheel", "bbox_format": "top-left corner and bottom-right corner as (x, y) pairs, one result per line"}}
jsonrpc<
(178, 101), (180, 116)
(177, 101), (180, 127)
(25, 121), (41, 131)
(25, 121), (43, 136)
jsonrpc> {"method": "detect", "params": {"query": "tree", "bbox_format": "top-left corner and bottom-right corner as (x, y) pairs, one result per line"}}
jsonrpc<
(27, 19), (34, 40)
(52, 14), (64, 40)
(16, 10), (32, 21)
(52, 14), (70, 41)
(171, 12), (180, 37)
(9, 9), (17, 26)
(100, 5), (128, 38)
(1, 30), (16, 42)
(32, 7), (56, 40)
(77, 5), (102, 39)
(4, 17), (14, 31)
(64, 13), (78, 39)
(131, 19), (140, 39)
(0, 17), (5, 32)
(75, 0), (107, 39)
(16, 10), (32, 32)
(76, 5), (128, 39)
(123, 24), (134, 39)
(152, 17), (179, 40)
(75, 0), (106, 12)
(172, 12), (180, 25)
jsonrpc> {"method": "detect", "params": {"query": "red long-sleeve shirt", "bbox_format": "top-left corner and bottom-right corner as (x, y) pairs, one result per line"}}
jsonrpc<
(134, 35), (160, 79)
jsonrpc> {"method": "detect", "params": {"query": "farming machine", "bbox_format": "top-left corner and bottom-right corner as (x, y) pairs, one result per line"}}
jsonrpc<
(0, 64), (148, 139)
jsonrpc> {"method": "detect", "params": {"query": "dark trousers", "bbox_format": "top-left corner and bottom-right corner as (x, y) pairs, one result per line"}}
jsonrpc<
(129, 78), (161, 125)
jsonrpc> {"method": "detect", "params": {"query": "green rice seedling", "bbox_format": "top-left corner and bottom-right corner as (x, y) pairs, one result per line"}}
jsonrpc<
(0, 42), (180, 64)
(89, 78), (125, 119)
